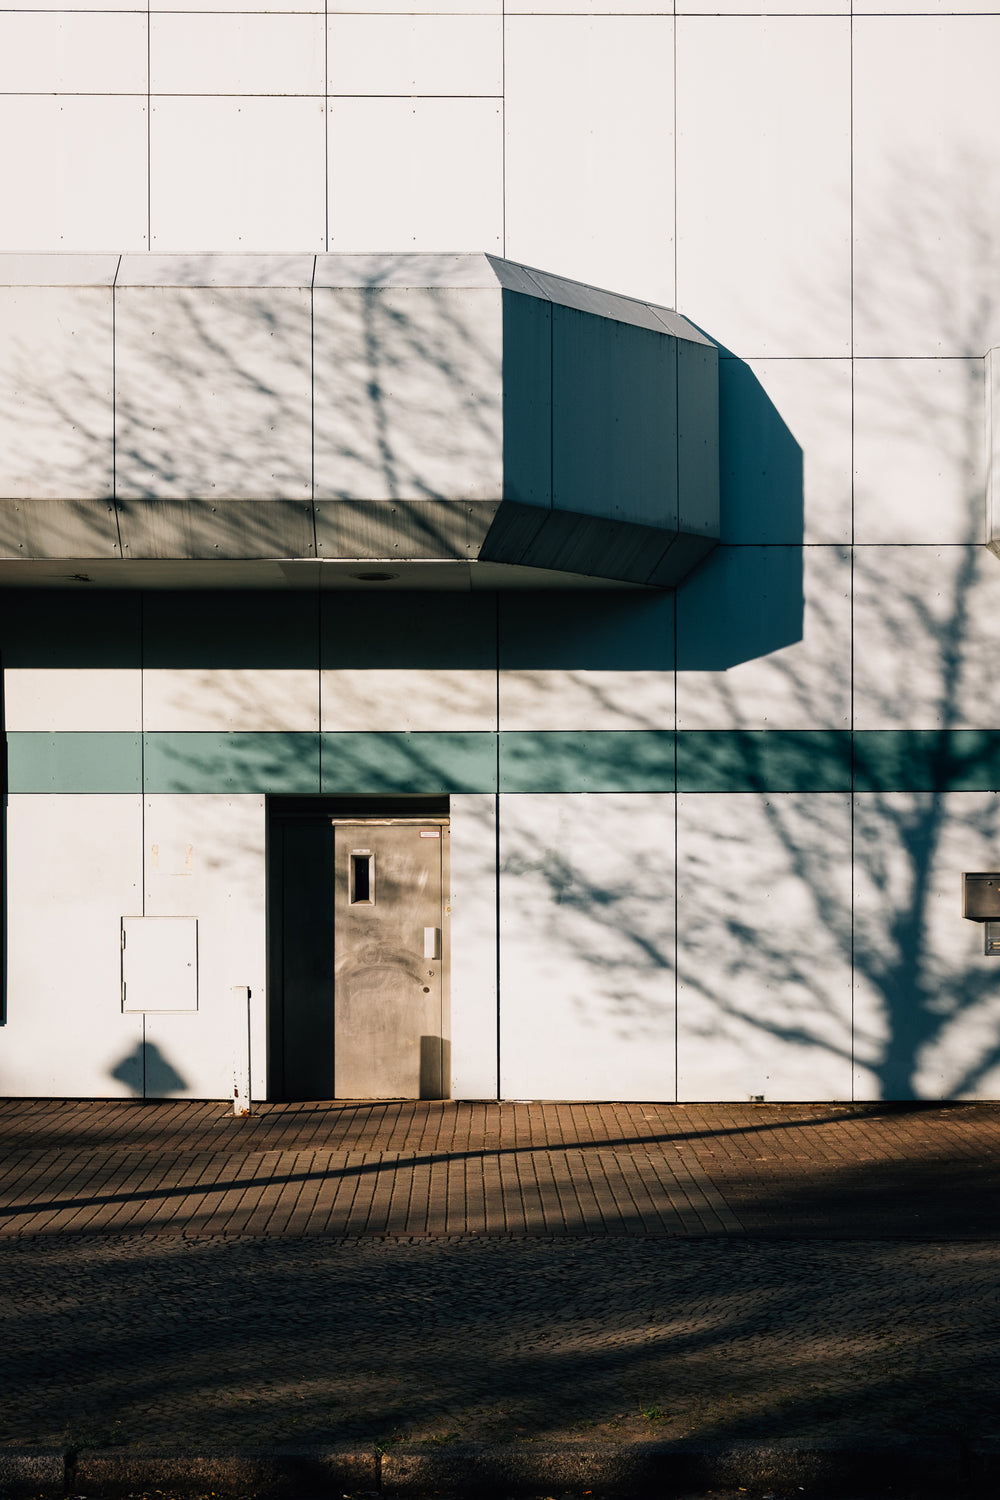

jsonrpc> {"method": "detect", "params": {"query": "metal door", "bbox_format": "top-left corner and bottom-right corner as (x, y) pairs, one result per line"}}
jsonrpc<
(333, 820), (446, 1099)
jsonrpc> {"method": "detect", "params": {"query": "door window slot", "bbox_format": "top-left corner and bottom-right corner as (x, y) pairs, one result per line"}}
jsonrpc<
(350, 851), (374, 905)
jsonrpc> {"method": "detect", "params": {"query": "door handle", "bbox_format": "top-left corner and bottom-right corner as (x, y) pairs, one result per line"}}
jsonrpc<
(423, 927), (440, 960)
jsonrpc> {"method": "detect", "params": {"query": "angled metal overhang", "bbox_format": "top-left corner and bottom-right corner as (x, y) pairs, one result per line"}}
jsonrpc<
(0, 253), (719, 590)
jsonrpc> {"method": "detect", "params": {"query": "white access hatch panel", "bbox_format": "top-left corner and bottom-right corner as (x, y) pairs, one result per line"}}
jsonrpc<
(122, 916), (198, 1013)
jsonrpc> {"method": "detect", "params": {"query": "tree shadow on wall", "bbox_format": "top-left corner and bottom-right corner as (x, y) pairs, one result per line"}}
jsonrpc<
(0, 258), (810, 1099)
(667, 151), (1000, 1102)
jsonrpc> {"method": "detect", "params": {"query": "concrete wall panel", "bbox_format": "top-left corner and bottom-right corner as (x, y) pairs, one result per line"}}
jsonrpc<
(1, 796), (143, 1097)
(5, 668), (141, 731)
(676, 18), (850, 358)
(677, 792), (853, 1101)
(498, 591), (675, 672)
(150, 98), (326, 252)
(143, 590), (318, 670)
(0, 97), (148, 252)
(327, 99), (503, 252)
(0, 591), (141, 667)
(506, 0), (665, 13)
(143, 795), (267, 1099)
(322, 589), (497, 669)
(157, 0), (322, 14)
(328, 16), (501, 96)
(853, 359), (986, 545)
(499, 793), (675, 1101)
(853, 792), (1000, 1100)
(331, 0), (497, 13)
(853, 18), (1000, 357)
(150, 15), (324, 96)
(115, 287), (312, 500)
(313, 288), (503, 502)
(0, 286), (114, 501)
(499, 671), (673, 731)
(0, 13), (147, 92)
(680, 0), (847, 18)
(321, 669), (497, 731)
(504, 17), (674, 306)
(676, 545), (850, 730)
(144, 669), (319, 732)
(853, 545), (1000, 730)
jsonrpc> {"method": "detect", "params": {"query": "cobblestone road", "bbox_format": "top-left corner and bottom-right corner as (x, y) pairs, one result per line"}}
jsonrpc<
(2, 1099), (999, 1458)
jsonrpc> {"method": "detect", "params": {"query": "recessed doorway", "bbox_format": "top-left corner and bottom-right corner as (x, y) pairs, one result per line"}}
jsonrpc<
(267, 797), (450, 1101)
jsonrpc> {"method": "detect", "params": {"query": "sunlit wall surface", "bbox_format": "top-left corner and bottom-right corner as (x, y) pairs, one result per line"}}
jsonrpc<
(2, 0), (1000, 1102)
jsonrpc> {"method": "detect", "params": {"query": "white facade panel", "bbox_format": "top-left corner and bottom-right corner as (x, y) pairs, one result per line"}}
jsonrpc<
(321, 670), (497, 732)
(5, 668), (142, 731)
(144, 669), (319, 732)
(0, 97), (148, 252)
(853, 545), (1000, 730)
(328, 16), (502, 96)
(853, 18), (1000, 357)
(855, 0), (996, 12)
(449, 794), (498, 1098)
(1, 796), (143, 1098)
(507, 0), (668, 13)
(143, 796), (267, 1100)
(150, 14), (324, 96)
(329, 0), (498, 13)
(721, 358), (852, 546)
(154, 0), (322, 14)
(676, 545), (852, 731)
(23, 0), (145, 12)
(0, 13), (147, 94)
(150, 97), (326, 252)
(313, 286), (503, 500)
(679, 0), (847, 17)
(504, 17), (674, 307)
(677, 792), (853, 1101)
(853, 793), (1000, 1100)
(676, 18), (851, 358)
(499, 671), (674, 732)
(499, 794), (675, 1102)
(327, 99), (503, 252)
(853, 358), (986, 545)
(115, 286), (312, 500)
(0, 286), (113, 500)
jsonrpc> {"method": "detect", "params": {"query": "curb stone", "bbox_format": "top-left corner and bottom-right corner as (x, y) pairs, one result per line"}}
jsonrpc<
(0, 1438), (968, 1498)
(70, 1448), (377, 1498)
(0, 1452), (63, 1498)
(381, 1438), (964, 1495)
(969, 1436), (1000, 1484)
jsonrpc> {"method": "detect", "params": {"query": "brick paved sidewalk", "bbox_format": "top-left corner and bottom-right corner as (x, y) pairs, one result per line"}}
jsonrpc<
(4, 1096), (1000, 1237)
(3, 1099), (1000, 1468)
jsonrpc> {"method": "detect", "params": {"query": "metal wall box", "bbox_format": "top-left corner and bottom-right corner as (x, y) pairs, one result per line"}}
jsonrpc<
(0, 253), (719, 591)
(121, 915), (198, 1012)
(963, 873), (1000, 922)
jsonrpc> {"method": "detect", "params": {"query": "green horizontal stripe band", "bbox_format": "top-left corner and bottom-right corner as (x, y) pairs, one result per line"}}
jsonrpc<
(8, 730), (1000, 795)
(321, 733), (498, 794)
(852, 730), (1000, 793)
(500, 731), (674, 792)
(144, 733), (321, 794)
(7, 732), (142, 794)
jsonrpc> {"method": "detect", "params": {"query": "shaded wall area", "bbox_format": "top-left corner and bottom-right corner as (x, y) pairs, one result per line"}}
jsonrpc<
(1, 544), (999, 1101)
